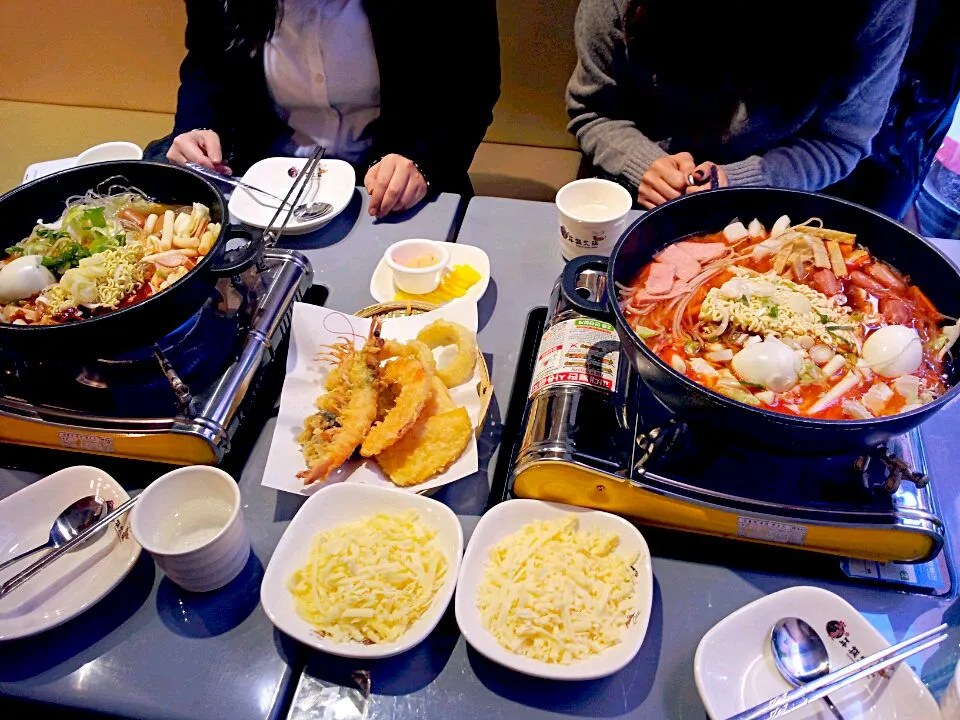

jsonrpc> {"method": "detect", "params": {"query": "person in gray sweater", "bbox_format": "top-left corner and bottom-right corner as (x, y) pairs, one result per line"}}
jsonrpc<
(567, 0), (916, 209)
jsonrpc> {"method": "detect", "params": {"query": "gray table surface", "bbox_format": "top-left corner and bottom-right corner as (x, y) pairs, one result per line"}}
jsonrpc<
(275, 189), (463, 302)
(289, 197), (960, 720)
(0, 188), (464, 720)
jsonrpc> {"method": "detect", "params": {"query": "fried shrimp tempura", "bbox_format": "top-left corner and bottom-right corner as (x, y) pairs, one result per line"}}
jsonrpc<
(381, 338), (437, 376)
(360, 356), (433, 457)
(297, 322), (383, 485)
(374, 340), (439, 422)
(416, 320), (477, 388)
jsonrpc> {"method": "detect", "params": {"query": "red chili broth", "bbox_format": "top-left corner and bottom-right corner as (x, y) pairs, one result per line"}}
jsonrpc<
(625, 229), (948, 420)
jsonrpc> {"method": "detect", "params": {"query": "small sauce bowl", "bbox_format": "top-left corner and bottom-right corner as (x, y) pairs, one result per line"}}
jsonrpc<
(384, 239), (450, 295)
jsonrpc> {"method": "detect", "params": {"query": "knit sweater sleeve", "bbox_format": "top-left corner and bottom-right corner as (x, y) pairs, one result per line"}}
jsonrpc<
(722, 0), (916, 190)
(566, 0), (667, 187)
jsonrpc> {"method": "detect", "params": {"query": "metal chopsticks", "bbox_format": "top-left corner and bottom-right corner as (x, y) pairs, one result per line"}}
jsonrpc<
(726, 622), (949, 720)
(261, 146), (326, 247)
(184, 162), (290, 205)
(0, 494), (139, 599)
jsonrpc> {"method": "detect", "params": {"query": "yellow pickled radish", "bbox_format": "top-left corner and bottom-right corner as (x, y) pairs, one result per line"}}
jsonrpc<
(394, 264), (481, 304)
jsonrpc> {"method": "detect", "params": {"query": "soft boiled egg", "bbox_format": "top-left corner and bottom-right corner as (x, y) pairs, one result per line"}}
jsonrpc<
(861, 325), (922, 378)
(0, 255), (57, 303)
(731, 335), (801, 392)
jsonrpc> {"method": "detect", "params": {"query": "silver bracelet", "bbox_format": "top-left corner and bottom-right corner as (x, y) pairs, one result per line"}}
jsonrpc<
(369, 156), (430, 187)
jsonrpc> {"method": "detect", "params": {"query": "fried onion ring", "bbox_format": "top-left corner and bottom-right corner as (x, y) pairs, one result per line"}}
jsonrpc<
(360, 356), (432, 457)
(416, 320), (478, 388)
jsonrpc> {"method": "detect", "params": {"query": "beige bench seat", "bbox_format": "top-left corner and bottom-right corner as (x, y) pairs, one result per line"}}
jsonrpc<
(0, 0), (584, 198)
(0, 100), (173, 191)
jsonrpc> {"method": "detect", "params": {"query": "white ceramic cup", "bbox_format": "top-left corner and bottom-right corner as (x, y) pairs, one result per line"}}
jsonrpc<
(130, 466), (249, 593)
(74, 141), (143, 167)
(384, 239), (450, 295)
(942, 660), (960, 719)
(555, 178), (633, 260)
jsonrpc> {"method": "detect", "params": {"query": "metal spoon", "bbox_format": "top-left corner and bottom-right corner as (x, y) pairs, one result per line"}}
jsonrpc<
(293, 201), (334, 221)
(771, 617), (846, 720)
(0, 495), (109, 573)
(289, 157), (332, 220)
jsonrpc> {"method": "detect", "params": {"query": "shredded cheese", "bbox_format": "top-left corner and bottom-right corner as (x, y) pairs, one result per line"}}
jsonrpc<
(287, 511), (447, 644)
(476, 516), (639, 664)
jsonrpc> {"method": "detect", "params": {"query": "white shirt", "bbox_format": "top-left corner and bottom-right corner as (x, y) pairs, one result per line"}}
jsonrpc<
(263, 0), (381, 164)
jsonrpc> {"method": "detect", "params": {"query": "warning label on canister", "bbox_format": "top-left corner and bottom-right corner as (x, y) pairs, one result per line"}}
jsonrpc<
(529, 318), (620, 396)
(58, 431), (116, 454)
(736, 517), (808, 546)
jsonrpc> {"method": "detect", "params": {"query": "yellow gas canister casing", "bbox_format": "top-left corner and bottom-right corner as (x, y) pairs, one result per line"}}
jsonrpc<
(512, 459), (941, 563)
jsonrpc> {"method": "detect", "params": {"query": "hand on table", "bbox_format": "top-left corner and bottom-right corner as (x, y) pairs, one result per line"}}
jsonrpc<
(167, 129), (232, 175)
(638, 152), (696, 209)
(365, 154), (428, 219)
(685, 162), (729, 194)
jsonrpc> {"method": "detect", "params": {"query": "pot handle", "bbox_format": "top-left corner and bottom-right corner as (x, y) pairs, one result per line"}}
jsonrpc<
(207, 224), (262, 276)
(560, 255), (610, 317)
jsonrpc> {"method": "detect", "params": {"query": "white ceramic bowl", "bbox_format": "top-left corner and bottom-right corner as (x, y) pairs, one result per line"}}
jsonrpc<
(130, 466), (248, 593)
(74, 141), (143, 166)
(383, 239), (451, 295)
(941, 658), (960, 719)
(260, 483), (463, 659)
(455, 499), (654, 680)
(555, 178), (633, 260)
(695, 585), (939, 719)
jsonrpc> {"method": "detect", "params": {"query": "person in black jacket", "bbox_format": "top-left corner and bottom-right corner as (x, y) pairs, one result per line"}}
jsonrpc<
(148, 0), (500, 218)
(825, 0), (960, 220)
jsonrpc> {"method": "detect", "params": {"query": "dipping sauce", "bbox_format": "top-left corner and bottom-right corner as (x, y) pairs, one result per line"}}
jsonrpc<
(385, 239), (450, 295)
(400, 254), (440, 269)
(154, 496), (233, 552)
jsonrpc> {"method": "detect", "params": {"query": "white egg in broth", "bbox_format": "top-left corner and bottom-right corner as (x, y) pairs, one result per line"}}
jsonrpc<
(732, 336), (801, 392)
(0, 255), (56, 303)
(861, 325), (923, 378)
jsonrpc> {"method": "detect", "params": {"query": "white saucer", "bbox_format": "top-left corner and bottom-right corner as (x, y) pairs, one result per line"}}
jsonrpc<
(22, 156), (77, 184)
(369, 241), (490, 304)
(694, 585), (939, 719)
(0, 466), (141, 640)
(228, 156), (355, 234)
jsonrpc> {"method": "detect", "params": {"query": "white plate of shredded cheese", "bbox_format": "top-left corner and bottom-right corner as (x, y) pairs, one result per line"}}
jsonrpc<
(260, 483), (463, 658)
(455, 499), (653, 680)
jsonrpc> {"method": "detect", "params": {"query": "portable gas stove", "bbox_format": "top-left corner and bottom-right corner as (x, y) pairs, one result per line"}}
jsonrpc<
(0, 248), (313, 464)
(492, 266), (947, 571)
